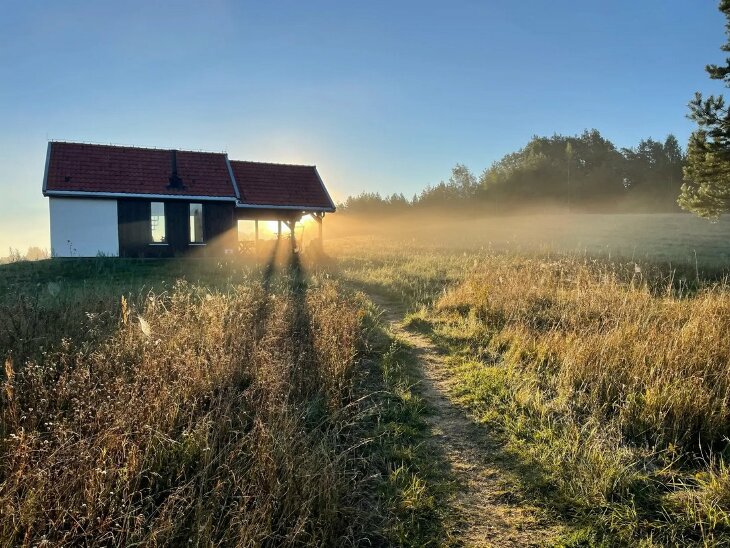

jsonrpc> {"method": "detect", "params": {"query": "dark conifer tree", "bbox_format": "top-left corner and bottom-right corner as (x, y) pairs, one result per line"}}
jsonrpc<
(679, 0), (730, 217)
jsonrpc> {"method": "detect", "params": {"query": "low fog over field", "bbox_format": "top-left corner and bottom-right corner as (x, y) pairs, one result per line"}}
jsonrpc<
(326, 212), (730, 267)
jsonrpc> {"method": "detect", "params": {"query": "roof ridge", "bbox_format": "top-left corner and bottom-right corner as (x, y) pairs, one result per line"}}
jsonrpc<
(48, 140), (228, 155)
(230, 159), (316, 168)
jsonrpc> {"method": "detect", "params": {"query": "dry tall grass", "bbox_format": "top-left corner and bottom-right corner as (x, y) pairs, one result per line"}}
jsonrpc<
(330, 237), (730, 543)
(0, 269), (367, 545)
(433, 256), (730, 543)
(438, 257), (730, 451)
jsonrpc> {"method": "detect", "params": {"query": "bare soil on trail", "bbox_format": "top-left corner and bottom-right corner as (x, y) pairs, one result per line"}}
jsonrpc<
(371, 294), (564, 547)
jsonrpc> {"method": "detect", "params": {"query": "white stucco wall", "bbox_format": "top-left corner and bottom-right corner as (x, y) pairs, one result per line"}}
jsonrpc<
(49, 197), (119, 257)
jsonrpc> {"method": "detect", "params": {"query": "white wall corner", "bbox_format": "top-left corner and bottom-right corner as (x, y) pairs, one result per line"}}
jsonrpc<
(49, 197), (119, 257)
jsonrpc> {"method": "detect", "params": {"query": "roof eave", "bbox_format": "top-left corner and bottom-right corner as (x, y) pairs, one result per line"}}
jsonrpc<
(41, 142), (52, 195)
(235, 202), (335, 212)
(312, 166), (337, 211)
(224, 154), (242, 200)
(45, 190), (238, 202)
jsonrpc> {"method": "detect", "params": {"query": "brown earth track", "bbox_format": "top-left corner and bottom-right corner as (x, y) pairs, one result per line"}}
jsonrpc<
(370, 293), (563, 547)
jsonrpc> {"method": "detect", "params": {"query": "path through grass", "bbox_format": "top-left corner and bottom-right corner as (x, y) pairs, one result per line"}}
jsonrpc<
(370, 291), (565, 547)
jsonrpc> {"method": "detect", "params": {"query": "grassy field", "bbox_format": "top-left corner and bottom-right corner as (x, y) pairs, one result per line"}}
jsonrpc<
(328, 212), (730, 268)
(0, 252), (455, 546)
(3, 214), (730, 546)
(329, 233), (730, 546)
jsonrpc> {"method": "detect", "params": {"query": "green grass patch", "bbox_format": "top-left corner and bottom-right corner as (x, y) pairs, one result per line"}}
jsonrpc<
(357, 317), (457, 546)
(424, 321), (730, 546)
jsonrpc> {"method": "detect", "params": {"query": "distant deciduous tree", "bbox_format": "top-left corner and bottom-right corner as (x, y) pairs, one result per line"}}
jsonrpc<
(25, 247), (49, 261)
(622, 135), (684, 210)
(679, 0), (730, 217)
(417, 164), (478, 208)
(339, 191), (411, 215)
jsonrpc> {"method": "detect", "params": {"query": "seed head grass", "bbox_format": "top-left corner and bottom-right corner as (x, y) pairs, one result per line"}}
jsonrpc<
(0, 259), (376, 545)
(332, 239), (730, 545)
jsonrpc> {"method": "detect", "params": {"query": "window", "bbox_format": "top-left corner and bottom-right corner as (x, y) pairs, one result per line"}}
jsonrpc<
(150, 202), (166, 243)
(189, 203), (204, 243)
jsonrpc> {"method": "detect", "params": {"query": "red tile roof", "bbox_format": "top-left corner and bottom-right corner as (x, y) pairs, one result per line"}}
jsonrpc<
(45, 142), (237, 198)
(230, 160), (334, 210)
(43, 142), (335, 211)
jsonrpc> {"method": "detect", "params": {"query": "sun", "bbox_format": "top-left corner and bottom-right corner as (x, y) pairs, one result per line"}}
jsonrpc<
(265, 220), (280, 233)
(262, 216), (316, 234)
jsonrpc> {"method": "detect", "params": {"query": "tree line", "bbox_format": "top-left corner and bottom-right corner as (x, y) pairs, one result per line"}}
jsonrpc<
(340, 130), (685, 215)
(345, 1), (730, 220)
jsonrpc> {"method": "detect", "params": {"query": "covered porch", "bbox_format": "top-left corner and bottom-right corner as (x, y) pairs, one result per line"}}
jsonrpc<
(235, 207), (327, 256)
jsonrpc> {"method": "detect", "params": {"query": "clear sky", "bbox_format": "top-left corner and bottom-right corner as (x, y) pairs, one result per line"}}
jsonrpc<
(0, 1), (726, 252)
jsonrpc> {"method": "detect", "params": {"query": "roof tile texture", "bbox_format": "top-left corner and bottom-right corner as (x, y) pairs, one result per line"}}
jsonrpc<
(46, 142), (236, 198)
(45, 142), (335, 209)
(230, 160), (333, 209)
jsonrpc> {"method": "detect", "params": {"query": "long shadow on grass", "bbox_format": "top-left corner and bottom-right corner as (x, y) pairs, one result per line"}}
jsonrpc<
(288, 256), (456, 544)
(286, 251), (324, 407)
(253, 238), (282, 340)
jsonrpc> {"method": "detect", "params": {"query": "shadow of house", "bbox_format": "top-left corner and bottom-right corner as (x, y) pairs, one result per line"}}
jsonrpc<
(286, 251), (322, 407)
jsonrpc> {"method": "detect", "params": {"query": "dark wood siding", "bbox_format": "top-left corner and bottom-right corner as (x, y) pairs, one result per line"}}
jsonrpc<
(165, 201), (188, 254)
(118, 200), (156, 257)
(203, 201), (237, 254)
(118, 199), (236, 258)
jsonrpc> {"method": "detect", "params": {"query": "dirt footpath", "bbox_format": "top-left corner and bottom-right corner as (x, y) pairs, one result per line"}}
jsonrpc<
(371, 294), (563, 547)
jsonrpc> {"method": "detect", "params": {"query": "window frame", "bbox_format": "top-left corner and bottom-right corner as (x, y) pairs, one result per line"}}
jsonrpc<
(149, 201), (168, 245)
(189, 202), (205, 245)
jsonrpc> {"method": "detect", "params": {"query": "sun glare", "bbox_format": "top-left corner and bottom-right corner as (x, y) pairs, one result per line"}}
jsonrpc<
(260, 217), (315, 235)
(265, 220), (280, 233)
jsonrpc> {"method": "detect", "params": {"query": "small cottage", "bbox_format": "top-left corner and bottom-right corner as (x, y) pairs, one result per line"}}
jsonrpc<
(42, 142), (335, 257)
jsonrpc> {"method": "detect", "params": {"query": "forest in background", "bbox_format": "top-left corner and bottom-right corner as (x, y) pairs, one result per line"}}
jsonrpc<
(340, 130), (685, 215)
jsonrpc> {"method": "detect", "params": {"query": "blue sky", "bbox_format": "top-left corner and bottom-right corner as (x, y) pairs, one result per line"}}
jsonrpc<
(0, 0), (726, 251)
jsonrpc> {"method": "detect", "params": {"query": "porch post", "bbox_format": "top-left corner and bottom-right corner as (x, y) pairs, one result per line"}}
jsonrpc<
(254, 220), (259, 253)
(312, 212), (324, 251)
(277, 220), (282, 240)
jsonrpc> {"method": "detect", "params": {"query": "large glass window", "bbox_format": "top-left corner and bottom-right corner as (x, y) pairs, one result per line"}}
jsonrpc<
(150, 202), (166, 243)
(190, 203), (204, 243)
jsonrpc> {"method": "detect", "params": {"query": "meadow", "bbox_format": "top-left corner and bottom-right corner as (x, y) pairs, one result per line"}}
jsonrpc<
(2, 212), (730, 546)
(329, 213), (730, 546)
(327, 212), (730, 268)
(0, 252), (453, 546)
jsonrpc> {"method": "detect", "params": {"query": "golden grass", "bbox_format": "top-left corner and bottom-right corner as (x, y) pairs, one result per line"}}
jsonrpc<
(330, 238), (730, 544)
(438, 257), (730, 451)
(0, 269), (368, 545)
(5, 236), (730, 544)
